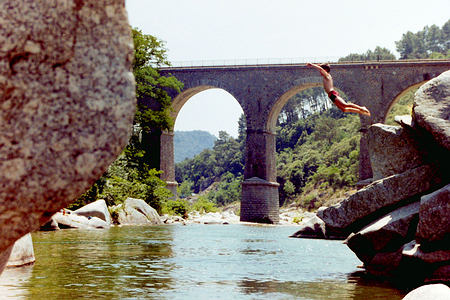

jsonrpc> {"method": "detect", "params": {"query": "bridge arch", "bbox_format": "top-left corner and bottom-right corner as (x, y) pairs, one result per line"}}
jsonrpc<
(383, 81), (425, 124)
(266, 83), (322, 133)
(171, 85), (244, 121)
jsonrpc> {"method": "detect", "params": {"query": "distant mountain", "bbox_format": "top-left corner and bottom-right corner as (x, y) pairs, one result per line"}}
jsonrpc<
(174, 130), (217, 163)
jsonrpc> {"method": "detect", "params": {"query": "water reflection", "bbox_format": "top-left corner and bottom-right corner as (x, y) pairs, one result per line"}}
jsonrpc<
(25, 226), (175, 298)
(0, 265), (33, 298)
(0, 225), (406, 299)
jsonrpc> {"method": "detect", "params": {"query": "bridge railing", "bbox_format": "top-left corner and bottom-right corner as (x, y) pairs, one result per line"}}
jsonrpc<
(168, 57), (340, 68)
(161, 58), (450, 69)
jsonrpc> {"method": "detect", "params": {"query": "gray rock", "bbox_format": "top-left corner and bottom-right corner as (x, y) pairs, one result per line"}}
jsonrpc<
(416, 184), (450, 244)
(53, 211), (109, 229)
(290, 214), (327, 239)
(74, 200), (112, 226)
(365, 248), (403, 277)
(346, 202), (420, 264)
(402, 241), (450, 264)
(317, 164), (442, 235)
(0, 0), (135, 272)
(367, 124), (424, 180)
(116, 198), (162, 225)
(6, 234), (35, 267)
(413, 70), (450, 151)
(402, 284), (450, 300)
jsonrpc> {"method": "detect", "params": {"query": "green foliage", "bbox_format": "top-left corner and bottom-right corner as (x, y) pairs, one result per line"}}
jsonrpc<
(67, 177), (106, 210)
(207, 173), (242, 206)
(385, 87), (418, 125)
(339, 46), (396, 62)
(99, 164), (172, 213)
(276, 106), (361, 206)
(192, 196), (218, 213)
(163, 199), (189, 217)
(396, 20), (450, 59)
(178, 180), (194, 198)
(175, 130), (244, 194)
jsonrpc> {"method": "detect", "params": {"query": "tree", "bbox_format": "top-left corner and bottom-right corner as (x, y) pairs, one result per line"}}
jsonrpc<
(395, 20), (450, 59)
(130, 28), (184, 173)
(339, 46), (396, 62)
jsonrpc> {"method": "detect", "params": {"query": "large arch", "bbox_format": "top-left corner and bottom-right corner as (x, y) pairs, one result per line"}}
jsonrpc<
(160, 85), (244, 196)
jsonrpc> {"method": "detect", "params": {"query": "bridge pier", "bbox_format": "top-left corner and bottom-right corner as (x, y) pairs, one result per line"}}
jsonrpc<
(241, 178), (280, 223)
(241, 129), (280, 224)
(160, 131), (178, 198)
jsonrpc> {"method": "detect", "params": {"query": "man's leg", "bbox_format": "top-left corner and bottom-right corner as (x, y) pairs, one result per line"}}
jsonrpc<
(334, 96), (370, 116)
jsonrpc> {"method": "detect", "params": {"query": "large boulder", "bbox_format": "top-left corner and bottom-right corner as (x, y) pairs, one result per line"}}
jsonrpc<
(317, 164), (442, 236)
(6, 234), (34, 267)
(367, 124), (424, 180)
(346, 202), (420, 264)
(74, 200), (112, 226)
(413, 70), (450, 151)
(415, 184), (450, 245)
(115, 198), (162, 225)
(402, 284), (450, 300)
(0, 0), (135, 273)
(53, 211), (109, 229)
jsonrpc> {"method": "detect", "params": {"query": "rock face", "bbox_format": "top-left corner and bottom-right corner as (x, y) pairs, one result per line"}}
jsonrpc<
(74, 200), (112, 226)
(413, 70), (450, 151)
(115, 198), (162, 226)
(0, 0), (135, 273)
(367, 124), (424, 180)
(415, 184), (450, 245)
(6, 234), (35, 268)
(311, 70), (450, 286)
(317, 164), (441, 236)
(346, 202), (420, 265)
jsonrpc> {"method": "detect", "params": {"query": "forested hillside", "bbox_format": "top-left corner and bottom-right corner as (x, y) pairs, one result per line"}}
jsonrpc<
(174, 130), (217, 163)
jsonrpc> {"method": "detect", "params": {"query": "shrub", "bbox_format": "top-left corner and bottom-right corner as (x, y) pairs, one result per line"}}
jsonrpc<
(192, 196), (218, 213)
(163, 199), (189, 218)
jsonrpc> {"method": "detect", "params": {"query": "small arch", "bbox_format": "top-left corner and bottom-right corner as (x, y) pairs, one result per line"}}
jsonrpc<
(383, 81), (426, 124)
(266, 83), (321, 133)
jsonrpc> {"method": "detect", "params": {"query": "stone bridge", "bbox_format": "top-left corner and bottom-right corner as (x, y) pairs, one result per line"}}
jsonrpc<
(158, 60), (450, 223)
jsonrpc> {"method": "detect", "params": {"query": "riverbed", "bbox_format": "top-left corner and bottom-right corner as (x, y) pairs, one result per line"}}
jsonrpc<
(0, 225), (406, 299)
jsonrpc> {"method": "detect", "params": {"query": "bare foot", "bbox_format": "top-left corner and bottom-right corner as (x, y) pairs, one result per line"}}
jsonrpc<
(361, 107), (371, 116)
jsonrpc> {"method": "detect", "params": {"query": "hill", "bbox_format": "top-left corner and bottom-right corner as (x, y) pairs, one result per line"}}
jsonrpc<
(174, 130), (217, 163)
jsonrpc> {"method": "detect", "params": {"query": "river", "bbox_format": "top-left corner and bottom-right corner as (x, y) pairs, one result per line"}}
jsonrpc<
(0, 225), (406, 299)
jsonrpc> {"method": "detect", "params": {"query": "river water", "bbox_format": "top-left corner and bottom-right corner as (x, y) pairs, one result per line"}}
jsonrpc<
(0, 225), (406, 299)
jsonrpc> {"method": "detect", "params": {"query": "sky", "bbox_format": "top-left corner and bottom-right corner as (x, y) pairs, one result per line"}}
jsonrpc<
(125, 0), (449, 137)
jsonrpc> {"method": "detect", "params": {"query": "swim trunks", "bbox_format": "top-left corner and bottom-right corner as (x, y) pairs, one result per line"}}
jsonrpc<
(328, 90), (339, 102)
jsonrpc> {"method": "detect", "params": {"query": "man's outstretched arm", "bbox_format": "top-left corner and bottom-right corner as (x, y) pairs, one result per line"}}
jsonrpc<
(306, 63), (329, 78)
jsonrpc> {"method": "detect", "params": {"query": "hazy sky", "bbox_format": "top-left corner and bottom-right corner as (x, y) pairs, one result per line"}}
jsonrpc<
(125, 0), (449, 137)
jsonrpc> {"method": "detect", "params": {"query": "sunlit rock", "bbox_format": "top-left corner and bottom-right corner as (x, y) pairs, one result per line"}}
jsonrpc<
(74, 199), (112, 226)
(115, 198), (162, 225)
(413, 70), (450, 151)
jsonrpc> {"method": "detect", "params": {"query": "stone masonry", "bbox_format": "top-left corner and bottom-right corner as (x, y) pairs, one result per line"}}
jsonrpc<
(159, 61), (450, 223)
